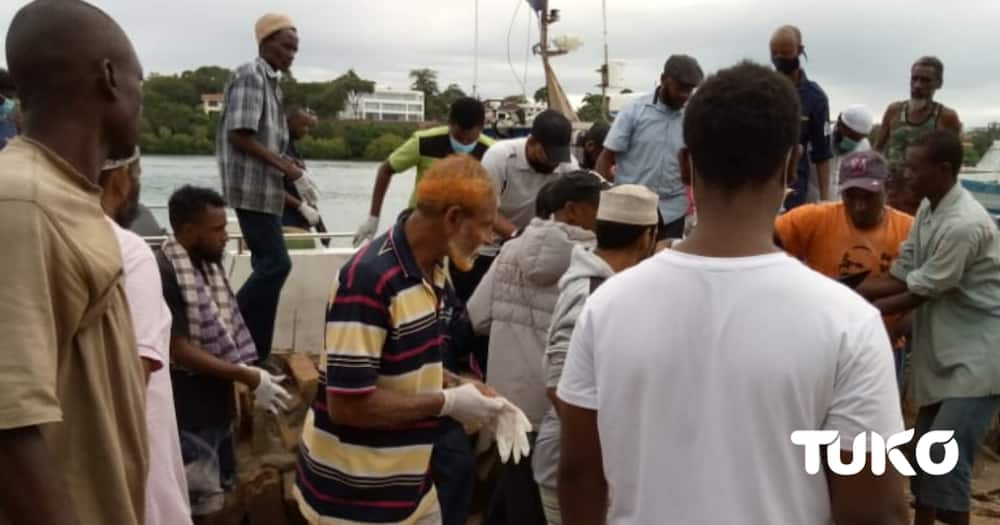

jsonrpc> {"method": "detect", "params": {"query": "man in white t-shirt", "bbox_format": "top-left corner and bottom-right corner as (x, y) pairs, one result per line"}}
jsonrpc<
(99, 150), (193, 525)
(557, 62), (907, 525)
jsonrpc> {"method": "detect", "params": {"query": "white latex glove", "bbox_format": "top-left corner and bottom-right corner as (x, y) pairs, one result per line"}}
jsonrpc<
(293, 172), (321, 206)
(494, 398), (532, 464)
(298, 203), (321, 226)
(439, 383), (503, 428)
(244, 365), (292, 415)
(352, 215), (380, 247)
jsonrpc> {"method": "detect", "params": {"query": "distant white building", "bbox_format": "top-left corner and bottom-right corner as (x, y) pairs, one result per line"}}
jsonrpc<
(339, 86), (425, 122)
(201, 93), (224, 115)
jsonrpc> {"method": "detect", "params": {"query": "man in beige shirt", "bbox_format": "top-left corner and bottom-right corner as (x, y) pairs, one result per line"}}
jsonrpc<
(0, 1), (149, 524)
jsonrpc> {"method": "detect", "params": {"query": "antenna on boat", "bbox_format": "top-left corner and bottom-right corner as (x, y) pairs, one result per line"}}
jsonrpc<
(600, 0), (610, 120)
(473, 0), (479, 99)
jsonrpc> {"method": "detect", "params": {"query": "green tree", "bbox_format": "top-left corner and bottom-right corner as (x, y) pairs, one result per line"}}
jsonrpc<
(409, 69), (440, 100)
(364, 133), (405, 161)
(533, 86), (548, 105)
(577, 93), (609, 123)
(181, 66), (232, 95)
(334, 69), (376, 119)
(435, 83), (467, 118)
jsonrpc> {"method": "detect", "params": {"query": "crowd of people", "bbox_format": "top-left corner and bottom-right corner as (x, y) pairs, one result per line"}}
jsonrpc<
(0, 1), (999, 525)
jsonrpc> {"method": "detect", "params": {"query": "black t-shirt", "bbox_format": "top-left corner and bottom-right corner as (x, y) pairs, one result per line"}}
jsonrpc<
(156, 250), (235, 431)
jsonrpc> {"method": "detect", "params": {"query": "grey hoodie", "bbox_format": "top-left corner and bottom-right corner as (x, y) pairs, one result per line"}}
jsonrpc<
(533, 244), (615, 489)
(468, 218), (595, 428)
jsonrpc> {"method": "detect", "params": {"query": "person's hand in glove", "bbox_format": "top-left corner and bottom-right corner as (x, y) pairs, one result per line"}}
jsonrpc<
(353, 215), (380, 247)
(293, 172), (321, 205)
(493, 398), (532, 464)
(298, 202), (321, 226)
(439, 383), (503, 429)
(242, 365), (292, 415)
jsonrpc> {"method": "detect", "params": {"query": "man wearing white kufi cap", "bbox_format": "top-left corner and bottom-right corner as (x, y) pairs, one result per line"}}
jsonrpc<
(532, 184), (659, 524)
(828, 104), (874, 198)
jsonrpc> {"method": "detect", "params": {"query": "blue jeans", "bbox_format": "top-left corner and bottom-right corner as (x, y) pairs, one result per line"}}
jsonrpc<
(235, 209), (292, 362)
(431, 420), (475, 525)
(912, 396), (1000, 512)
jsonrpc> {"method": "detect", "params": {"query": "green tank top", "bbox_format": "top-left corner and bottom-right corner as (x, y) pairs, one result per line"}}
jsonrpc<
(886, 102), (942, 163)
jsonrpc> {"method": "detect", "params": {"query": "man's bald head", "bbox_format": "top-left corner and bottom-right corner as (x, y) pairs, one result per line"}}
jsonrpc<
(770, 25), (803, 58)
(6, 0), (144, 161)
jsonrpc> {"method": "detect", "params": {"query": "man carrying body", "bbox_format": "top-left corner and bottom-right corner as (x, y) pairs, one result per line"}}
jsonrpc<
(159, 186), (290, 521)
(533, 184), (659, 525)
(218, 13), (304, 363)
(828, 105), (875, 198)
(875, 57), (962, 167)
(770, 25), (834, 208)
(558, 61), (907, 525)
(776, 150), (914, 377)
(596, 55), (703, 239)
(295, 155), (513, 525)
(0, 68), (16, 150)
(281, 106), (324, 237)
(100, 151), (193, 525)
(860, 130), (1000, 525)
(468, 171), (605, 525)
(0, 1), (149, 523)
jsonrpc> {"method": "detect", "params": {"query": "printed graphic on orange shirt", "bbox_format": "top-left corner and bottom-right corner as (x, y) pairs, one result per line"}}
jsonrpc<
(837, 245), (895, 277)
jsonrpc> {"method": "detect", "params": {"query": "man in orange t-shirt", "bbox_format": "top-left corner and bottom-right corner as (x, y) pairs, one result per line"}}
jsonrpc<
(776, 150), (913, 378)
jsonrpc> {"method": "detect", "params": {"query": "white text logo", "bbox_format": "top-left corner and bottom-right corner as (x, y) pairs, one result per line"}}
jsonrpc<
(790, 430), (958, 476)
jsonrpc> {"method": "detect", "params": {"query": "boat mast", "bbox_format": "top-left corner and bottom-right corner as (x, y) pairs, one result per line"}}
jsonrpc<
(473, 0), (479, 98)
(601, 0), (610, 120)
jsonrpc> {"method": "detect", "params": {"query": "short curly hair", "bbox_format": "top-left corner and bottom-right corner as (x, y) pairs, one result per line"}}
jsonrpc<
(415, 154), (497, 215)
(683, 61), (800, 192)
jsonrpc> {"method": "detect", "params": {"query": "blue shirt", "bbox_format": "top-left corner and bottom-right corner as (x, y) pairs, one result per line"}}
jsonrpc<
(785, 71), (833, 210)
(0, 117), (16, 151)
(604, 89), (688, 223)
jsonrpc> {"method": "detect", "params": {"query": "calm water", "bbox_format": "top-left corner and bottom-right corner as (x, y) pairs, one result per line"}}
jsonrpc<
(141, 155), (415, 238)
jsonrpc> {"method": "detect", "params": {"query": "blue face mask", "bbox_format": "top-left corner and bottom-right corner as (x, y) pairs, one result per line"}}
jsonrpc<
(450, 135), (477, 155)
(0, 97), (14, 119)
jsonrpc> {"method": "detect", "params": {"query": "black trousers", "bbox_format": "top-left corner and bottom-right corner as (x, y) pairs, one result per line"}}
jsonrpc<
(487, 434), (546, 525)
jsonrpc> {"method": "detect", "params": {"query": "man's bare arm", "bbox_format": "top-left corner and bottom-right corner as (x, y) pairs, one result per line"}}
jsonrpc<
(826, 450), (908, 525)
(874, 291), (927, 317)
(874, 104), (900, 153)
(494, 214), (518, 239)
(816, 160), (832, 201)
(227, 130), (301, 180)
(857, 275), (908, 301)
(327, 388), (444, 429)
(595, 149), (617, 182)
(559, 403), (607, 525)
(170, 336), (260, 389)
(367, 162), (397, 218)
(939, 108), (963, 135)
(285, 192), (302, 211)
(0, 426), (80, 525)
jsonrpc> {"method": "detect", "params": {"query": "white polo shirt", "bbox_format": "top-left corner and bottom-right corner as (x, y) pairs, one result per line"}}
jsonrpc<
(558, 249), (903, 524)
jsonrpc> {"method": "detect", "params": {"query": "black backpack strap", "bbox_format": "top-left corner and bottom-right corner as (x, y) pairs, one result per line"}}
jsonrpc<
(589, 276), (607, 294)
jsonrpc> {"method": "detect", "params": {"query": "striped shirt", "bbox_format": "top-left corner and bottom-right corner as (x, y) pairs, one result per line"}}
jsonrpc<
(295, 214), (449, 524)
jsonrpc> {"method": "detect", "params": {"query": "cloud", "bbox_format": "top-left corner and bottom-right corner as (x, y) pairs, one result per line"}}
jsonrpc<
(2, 0), (998, 125)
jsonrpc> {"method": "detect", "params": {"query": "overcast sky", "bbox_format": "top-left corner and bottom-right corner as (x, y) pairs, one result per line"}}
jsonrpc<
(3, 0), (1000, 127)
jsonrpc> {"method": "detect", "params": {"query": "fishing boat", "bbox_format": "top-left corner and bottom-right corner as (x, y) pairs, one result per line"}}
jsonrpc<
(961, 140), (1000, 217)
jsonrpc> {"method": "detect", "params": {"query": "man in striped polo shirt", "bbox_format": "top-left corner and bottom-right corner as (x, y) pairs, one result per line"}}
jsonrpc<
(296, 155), (505, 525)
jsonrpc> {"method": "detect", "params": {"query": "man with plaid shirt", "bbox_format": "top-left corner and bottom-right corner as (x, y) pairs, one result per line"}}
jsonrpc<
(216, 13), (304, 363)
